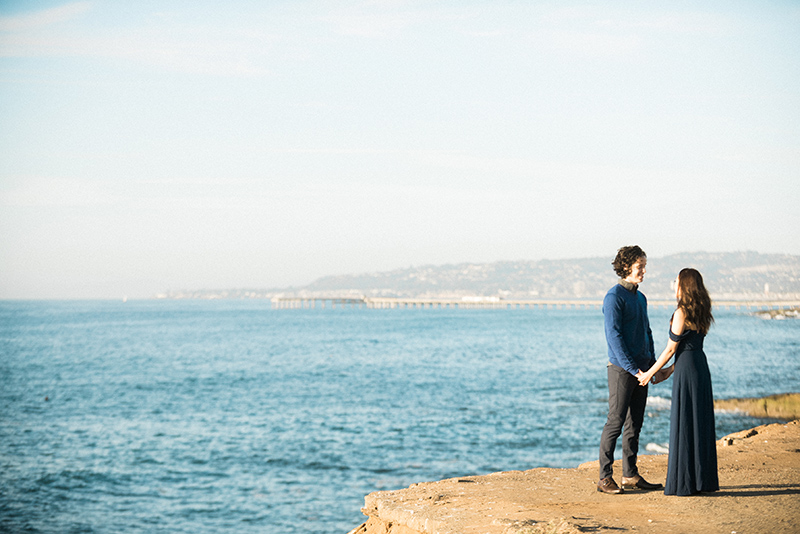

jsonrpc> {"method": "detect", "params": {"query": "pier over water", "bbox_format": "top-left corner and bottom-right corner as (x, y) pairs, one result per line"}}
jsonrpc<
(270, 296), (800, 311)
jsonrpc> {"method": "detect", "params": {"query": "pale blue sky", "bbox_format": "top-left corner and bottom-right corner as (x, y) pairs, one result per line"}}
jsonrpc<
(1, 1), (798, 299)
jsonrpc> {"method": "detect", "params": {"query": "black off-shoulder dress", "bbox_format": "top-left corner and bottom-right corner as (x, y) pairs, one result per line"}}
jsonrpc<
(665, 327), (720, 496)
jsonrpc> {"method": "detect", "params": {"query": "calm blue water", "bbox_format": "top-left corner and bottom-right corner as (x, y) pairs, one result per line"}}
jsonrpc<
(1, 301), (798, 533)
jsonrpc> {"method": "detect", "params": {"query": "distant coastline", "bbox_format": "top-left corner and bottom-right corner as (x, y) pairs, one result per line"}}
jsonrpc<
(154, 251), (800, 303)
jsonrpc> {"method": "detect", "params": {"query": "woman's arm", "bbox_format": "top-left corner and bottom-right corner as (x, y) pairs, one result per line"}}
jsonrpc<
(639, 308), (686, 386)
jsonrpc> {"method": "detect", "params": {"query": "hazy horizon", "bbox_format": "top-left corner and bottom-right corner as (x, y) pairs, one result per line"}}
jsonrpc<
(2, 1), (799, 299)
(8, 249), (795, 301)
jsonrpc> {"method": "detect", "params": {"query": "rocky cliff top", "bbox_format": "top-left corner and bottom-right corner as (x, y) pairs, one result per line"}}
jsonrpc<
(349, 419), (800, 534)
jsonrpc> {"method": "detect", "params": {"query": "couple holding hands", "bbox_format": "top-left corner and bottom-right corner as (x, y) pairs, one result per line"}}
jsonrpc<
(597, 245), (719, 497)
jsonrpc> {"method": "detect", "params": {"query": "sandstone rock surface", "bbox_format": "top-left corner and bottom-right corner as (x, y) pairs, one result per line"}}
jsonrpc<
(349, 420), (800, 534)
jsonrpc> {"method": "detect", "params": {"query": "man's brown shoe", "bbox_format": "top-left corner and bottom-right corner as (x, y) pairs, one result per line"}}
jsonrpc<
(621, 475), (663, 491)
(597, 477), (624, 494)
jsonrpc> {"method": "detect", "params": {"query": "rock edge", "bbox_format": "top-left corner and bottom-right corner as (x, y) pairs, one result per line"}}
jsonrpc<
(348, 420), (800, 534)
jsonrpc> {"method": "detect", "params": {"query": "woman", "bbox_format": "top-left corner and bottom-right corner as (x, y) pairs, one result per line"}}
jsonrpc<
(639, 268), (719, 496)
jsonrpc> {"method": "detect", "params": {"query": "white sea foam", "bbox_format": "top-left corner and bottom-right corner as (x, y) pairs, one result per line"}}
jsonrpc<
(646, 442), (669, 454)
(647, 396), (672, 410)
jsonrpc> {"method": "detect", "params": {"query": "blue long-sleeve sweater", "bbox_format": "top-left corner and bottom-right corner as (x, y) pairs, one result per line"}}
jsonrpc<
(603, 283), (656, 376)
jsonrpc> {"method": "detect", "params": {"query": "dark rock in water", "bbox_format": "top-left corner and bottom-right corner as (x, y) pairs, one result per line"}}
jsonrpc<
(714, 393), (800, 419)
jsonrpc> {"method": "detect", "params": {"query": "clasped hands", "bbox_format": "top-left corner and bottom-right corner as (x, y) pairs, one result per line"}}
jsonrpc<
(636, 367), (672, 387)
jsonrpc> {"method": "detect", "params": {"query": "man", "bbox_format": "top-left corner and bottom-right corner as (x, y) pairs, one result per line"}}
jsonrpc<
(597, 245), (664, 494)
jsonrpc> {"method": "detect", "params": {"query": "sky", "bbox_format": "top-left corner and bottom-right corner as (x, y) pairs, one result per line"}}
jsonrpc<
(1, 0), (799, 299)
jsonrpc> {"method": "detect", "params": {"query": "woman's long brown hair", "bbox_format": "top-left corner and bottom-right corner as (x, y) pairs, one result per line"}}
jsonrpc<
(677, 268), (714, 335)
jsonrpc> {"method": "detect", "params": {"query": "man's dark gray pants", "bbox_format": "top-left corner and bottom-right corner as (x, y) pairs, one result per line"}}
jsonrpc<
(599, 363), (649, 480)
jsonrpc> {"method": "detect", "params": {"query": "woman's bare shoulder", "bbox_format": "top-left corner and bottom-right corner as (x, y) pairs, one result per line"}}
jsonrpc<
(671, 307), (688, 335)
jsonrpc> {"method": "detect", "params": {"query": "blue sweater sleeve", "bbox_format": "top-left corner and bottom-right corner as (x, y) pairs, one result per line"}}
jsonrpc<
(646, 308), (656, 364)
(603, 290), (640, 376)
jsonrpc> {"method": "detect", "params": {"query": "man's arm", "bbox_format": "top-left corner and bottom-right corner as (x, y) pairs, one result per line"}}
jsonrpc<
(643, 295), (656, 365)
(604, 291), (640, 376)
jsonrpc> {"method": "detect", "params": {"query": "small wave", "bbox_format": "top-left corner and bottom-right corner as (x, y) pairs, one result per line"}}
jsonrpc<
(714, 407), (747, 414)
(647, 396), (672, 410)
(646, 442), (669, 454)
(651, 396), (749, 415)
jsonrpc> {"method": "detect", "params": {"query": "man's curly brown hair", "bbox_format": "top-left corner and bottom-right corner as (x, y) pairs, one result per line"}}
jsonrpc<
(612, 245), (646, 278)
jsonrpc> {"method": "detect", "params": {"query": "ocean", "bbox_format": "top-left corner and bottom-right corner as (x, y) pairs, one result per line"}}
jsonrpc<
(1, 300), (798, 533)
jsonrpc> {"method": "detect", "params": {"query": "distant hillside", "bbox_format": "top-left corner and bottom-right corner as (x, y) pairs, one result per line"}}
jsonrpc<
(158, 252), (800, 300)
(294, 251), (800, 300)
